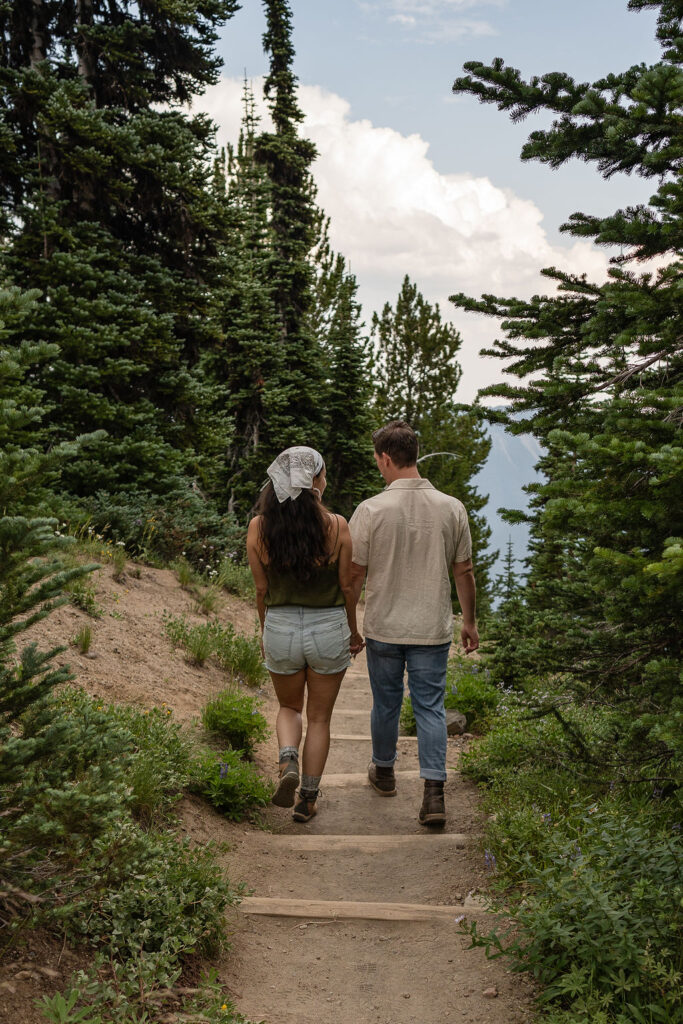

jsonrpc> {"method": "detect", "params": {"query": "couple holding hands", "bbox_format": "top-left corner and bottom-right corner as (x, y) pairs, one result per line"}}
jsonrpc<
(246, 420), (479, 827)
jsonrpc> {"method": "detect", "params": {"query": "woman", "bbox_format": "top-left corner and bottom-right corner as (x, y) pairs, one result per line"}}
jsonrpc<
(246, 446), (364, 822)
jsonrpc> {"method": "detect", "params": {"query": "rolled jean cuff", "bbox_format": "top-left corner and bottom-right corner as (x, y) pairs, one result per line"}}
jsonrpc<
(372, 754), (397, 767)
(421, 769), (447, 782)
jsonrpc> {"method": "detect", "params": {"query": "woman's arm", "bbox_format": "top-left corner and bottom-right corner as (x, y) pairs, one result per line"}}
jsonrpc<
(246, 517), (269, 635)
(336, 517), (364, 655)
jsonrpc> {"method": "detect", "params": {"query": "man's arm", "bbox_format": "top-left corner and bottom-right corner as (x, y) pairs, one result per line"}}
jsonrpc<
(452, 559), (479, 653)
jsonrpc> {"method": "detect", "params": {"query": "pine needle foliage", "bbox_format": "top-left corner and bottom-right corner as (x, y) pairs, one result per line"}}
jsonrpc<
(0, 0), (238, 525)
(451, 0), (682, 782)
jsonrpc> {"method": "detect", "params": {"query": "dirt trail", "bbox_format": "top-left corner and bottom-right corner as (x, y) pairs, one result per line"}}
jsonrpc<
(4, 564), (534, 1023)
(212, 650), (535, 1024)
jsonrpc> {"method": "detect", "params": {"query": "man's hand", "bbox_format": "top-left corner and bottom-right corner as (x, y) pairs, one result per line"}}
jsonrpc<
(349, 630), (365, 658)
(460, 621), (479, 654)
(453, 559), (477, 653)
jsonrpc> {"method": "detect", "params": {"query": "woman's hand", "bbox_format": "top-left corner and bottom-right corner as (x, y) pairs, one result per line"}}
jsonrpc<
(349, 631), (365, 657)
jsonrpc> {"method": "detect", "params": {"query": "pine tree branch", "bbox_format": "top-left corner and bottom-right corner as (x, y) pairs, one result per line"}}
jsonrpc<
(593, 346), (678, 390)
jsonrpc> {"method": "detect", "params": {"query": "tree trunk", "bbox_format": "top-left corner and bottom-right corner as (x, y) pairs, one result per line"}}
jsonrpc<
(30, 0), (46, 66)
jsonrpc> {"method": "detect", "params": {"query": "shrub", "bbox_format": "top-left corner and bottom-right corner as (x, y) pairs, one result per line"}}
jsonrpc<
(460, 674), (683, 1022)
(39, 968), (248, 1024)
(202, 688), (269, 756)
(187, 625), (215, 666)
(163, 614), (266, 686)
(213, 628), (265, 688)
(195, 584), (222, 616)
(218, 557), (255, 600)
(400, 654), (500, 735)
(70, 488), (244, 570)
(67, 579), (102, 618)
(111, 546), (127, 582)
(173, 556), (197, 590)
(445, 657), (499, 731)
(53, 689), (193, 826)
(467, 802), (683, 1021)
(190, 748), (273, 820)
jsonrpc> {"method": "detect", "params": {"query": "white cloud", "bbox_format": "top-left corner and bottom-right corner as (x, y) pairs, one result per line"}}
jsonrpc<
(390, 14), (417, 26)
(195, 78), (608, 402)
(358, 0), (504, 43)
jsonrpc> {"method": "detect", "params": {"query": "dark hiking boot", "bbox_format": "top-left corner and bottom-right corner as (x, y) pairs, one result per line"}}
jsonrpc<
(292, 788), (318, 823)
(419, 780), (446, 827)
(271, 757), (299, 808)
(368, 762), (397, 796)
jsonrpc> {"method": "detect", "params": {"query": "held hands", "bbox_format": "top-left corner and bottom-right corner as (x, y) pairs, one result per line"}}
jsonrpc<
(349, 631), (365, 658)
(460, 621), (479, 654)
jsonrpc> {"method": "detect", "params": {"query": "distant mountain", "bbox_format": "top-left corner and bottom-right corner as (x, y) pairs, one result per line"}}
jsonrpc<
(474, 423), (543, 583)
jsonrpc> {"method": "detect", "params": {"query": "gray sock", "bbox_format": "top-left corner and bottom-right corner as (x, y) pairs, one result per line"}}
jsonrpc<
(279, 746), (299, 763)
(301, 773), (321, 795)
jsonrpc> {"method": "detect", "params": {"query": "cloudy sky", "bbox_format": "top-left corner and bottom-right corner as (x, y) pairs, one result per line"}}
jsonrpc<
(197, 0), (661, 401)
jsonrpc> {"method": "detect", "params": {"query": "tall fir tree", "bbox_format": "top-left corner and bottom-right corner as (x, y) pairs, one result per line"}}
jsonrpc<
(0, 282), (95, 802)
(207, 82), (282, 514)
(307, 225), (377, 516)
(451, 0), (682, 778)
(252, 0), (328, 456)
(0, 0), (238, 519)
(373, 275), (495, 613)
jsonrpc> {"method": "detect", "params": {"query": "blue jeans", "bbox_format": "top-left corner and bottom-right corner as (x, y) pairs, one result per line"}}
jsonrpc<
(365, 638), (451, 781)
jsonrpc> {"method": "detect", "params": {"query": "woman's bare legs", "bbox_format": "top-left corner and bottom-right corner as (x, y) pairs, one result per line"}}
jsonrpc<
(301, 668), (345, 779)
(270, 669), (306, 754)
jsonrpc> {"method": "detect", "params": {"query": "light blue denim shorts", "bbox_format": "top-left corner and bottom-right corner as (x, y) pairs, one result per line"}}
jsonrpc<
(263, 605), (351, 676)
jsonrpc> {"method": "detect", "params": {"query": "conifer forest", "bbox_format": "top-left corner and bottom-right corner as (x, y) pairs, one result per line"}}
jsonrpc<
(0, 1), (681, 1022)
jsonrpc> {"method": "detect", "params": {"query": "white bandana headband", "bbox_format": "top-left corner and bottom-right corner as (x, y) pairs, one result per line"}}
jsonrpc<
(266, 446), (324, 504)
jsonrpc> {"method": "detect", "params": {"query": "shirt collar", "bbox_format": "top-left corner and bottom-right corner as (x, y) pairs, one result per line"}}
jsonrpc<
(385, 478), (434, 490)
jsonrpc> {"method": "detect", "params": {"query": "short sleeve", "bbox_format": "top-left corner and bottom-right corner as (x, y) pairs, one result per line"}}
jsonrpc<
(453, 505), (472, 563)
(349, 502), (371, 566)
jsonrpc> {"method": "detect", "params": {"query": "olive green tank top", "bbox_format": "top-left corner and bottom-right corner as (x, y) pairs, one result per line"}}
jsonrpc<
(264, 560), (345, 608)
(264, 517), (344, 608)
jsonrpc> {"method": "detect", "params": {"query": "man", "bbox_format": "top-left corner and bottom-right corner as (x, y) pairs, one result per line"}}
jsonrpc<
(349, 420), (479, 827)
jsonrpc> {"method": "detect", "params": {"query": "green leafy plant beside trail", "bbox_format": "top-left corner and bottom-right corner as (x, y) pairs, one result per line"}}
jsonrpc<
(190, 747), (273, 820)
(202, 688), (269, 756)
(3, 686), (269, 1022)
(218, 555), (256, 599)
(460, 688), (683, 1023)
(164, 613), (267, 686)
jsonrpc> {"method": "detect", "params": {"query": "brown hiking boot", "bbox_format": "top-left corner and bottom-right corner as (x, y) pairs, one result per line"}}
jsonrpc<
(419, 780), (446, 827)
(292, 789), (318, 823)
(368, 762), (397, 796)
(271, 756), (299, 808)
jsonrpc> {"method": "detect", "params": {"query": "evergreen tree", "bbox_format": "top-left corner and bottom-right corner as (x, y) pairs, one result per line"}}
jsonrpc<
(0, 0), (238, 517)
(451, 0), (682, 779)
(373, 276), (495, 612)
(307, 227), (377, 516)
(252, 0), (328, 453)
(0, 284), (95, 794)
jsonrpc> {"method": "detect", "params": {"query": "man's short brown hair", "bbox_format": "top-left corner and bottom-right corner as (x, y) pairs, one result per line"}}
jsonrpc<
(372, 420), (419, 468)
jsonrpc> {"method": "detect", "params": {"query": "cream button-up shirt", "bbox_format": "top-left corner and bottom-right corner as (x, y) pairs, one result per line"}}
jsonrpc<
(349, 478), (472, 645)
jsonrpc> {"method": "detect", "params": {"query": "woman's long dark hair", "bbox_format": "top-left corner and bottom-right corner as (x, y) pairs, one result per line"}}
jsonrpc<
(254, 482), (332, 583)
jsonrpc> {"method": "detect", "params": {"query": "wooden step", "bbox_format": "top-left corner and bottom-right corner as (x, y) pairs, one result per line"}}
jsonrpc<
(329, 734), (418, 741)
(261, 833), (468, 852)
(241, 896), (488, 921)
